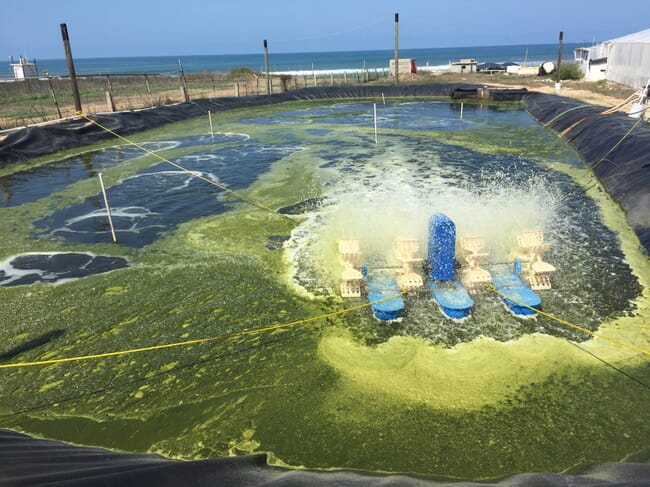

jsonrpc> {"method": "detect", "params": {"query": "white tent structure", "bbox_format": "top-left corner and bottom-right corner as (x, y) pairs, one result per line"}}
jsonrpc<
(578, 29), (650, 88)
(603, 29), (650, 88)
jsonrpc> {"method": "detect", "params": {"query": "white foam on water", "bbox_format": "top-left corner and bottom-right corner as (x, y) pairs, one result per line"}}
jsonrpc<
(0, 251), (124, 286)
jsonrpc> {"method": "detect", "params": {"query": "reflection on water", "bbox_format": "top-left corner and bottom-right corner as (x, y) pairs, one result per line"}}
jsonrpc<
(0, 133), (249, 208)
(34, 143), (301, 247)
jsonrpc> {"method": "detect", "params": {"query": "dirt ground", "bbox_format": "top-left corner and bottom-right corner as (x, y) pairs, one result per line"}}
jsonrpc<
(421, 71), (647, 117)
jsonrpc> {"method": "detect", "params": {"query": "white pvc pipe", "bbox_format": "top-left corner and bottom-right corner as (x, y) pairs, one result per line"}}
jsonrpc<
(208, 110), (214, 137)
(98, 173), (118, 244)
(373, 103), (378, 144)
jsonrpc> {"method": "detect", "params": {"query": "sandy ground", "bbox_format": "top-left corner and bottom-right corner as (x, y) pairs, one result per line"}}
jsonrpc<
(424, 71), (648, 117)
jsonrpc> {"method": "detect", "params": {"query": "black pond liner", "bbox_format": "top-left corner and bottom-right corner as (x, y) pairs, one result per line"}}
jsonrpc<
(523, 92), (650, 255)
(1, 429), (649, 487)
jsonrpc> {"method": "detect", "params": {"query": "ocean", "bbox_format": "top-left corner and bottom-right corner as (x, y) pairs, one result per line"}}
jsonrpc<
(4, 43), (582, 79)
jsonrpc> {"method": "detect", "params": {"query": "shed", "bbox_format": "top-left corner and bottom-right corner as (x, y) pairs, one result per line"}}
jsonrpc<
(449, 59), (477, 74)
(389, 58), (417, 76)
(10, 56), (38, 79)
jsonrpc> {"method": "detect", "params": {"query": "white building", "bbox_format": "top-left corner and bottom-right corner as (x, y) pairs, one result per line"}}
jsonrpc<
(10, 56), (38, 79)
(575, 29), (650, 88)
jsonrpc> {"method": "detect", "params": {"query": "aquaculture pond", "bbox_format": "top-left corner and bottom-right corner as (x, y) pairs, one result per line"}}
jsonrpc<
(0, 99), (648, 481)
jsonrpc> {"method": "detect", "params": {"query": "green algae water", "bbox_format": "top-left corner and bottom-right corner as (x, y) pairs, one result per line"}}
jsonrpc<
(0, 99), (648, 480)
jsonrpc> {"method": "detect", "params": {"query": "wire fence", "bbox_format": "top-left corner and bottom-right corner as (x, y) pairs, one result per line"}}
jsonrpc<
(0, 69), (389, 130)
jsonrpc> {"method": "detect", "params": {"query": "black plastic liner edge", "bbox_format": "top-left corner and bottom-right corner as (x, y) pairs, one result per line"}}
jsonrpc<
(0, 84), (519, 166)
(1, 429), (649, 487)
(523, 92), (650, 255)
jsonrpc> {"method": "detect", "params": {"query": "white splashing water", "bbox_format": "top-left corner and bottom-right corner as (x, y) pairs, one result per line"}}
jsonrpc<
(286, 141), (560, 298)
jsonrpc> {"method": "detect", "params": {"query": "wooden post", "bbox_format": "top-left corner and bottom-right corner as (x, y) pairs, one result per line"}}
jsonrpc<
(330, 73), (334, 86)
(555, 31), (564, 94)
(60, 23), (82, 113)
(263, 39), (271, 95)
(105, 74), (115, 111)
(235, 81), (240, 97)
(144, 74), (153, 106)
(178, 58), (190, 102)
(98, 173), (118, 244)
(344, 72), (347, 84)
(394, 13), (399, 85)
(47, 76), (62, 118)
(105, 91), (116, 112)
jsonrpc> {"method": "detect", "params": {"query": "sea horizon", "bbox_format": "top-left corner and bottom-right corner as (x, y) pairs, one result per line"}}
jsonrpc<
(3, 42), (583, 79)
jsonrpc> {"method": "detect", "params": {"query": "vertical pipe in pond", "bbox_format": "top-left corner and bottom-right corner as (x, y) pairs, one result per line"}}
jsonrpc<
(460, 102), (464, 121)
(208, 110), (214, 137)
(374, 103), (378, 144)
(98, 173), (118, 244)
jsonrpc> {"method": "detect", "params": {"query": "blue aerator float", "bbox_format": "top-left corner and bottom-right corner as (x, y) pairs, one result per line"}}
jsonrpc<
(490, 263), (542, 317)
(427, 213), (474, 319)
(362, 265), (405, 321)
(337, 216), (555, 321)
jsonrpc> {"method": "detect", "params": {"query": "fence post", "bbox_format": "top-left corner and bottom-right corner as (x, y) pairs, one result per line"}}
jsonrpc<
(555, 31), (564, 94)
(144, 74), (154, 106)
(105, 75), (115, 111)
(47, 76), (62, 118)
(60, 23), (82, 113)
(178, 58), (190, 102)
(263, 39), (272, 95)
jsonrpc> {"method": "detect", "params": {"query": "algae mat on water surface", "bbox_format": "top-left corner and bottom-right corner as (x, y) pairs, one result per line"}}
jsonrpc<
(0, 99), (648, 480)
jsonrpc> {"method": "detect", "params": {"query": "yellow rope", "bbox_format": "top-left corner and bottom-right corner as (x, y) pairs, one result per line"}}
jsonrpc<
(76, 111), (296, 223)
(487, 283), (650, 357)
(0, 293), (403, 369)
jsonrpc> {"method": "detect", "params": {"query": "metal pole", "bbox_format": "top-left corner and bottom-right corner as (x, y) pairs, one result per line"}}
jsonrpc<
(60, 23), (82, 113)
(555, 31), (564, 94)
(98, 173), (118, 244)
(263, 39), (271, 95)
(394, 13), (399, 85)
(208, 110), (214, 137)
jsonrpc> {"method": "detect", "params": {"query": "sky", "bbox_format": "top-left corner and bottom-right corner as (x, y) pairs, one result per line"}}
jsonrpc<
(2, 0), (648, 59)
